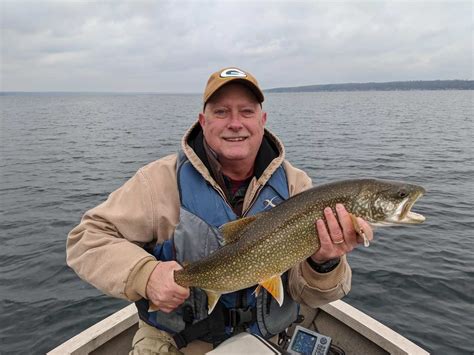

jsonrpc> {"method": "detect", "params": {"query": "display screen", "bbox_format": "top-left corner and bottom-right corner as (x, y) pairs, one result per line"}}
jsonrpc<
(291, 330), (318, 355)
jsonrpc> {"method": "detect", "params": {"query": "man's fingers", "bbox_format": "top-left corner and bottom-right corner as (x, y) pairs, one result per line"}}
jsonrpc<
(336, 204), (357, 243)
(172, 290), (189, 303)
(158, 286), (188, 302)
(316, 219), (332, 247)
(171, 275), (191, 299)
(158, 283), (190, 306)
(150, 292), (188, 313)
(312, 206), (376, 263)
(146, 261), (190, 311)
(324, 207), (344, 244)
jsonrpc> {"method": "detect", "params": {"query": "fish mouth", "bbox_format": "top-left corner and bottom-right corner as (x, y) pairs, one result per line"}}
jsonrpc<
(390, 190), (426, 224)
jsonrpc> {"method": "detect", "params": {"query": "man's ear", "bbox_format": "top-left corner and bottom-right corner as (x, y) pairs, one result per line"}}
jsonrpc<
(198, 113), (206, 127)
(261, 111), (267, 126)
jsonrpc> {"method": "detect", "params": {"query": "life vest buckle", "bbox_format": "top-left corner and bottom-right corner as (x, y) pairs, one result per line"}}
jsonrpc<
(227, 307), (256, 328)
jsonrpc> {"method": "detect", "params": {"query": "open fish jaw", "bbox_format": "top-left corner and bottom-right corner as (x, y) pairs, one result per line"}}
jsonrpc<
(383, 191), (425, 225)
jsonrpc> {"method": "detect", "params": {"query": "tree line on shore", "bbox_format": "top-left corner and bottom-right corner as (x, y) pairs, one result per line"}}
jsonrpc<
(265, 80), (474, 93)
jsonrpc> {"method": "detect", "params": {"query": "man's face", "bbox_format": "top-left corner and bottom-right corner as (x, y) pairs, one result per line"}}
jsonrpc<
(199, 83), (267, 166)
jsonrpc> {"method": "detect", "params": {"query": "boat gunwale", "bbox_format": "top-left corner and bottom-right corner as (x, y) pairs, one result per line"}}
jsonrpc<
(47, 303), (138, 355)
(319, 300), (429, 355)
(47, 301), (429, 354)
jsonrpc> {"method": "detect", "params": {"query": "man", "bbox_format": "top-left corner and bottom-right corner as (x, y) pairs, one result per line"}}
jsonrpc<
(67, 67), (373, 354)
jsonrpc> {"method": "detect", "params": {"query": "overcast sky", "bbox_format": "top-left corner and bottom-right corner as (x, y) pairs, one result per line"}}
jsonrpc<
(1, 0), (472, 92)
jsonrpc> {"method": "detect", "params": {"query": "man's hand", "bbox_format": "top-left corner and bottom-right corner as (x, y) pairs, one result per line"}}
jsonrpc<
(311, 204), (373, 264)
(146, 261), (190, 313)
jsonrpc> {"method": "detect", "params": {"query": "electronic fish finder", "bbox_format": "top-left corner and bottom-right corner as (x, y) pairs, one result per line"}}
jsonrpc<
(287, 325), (332, 355)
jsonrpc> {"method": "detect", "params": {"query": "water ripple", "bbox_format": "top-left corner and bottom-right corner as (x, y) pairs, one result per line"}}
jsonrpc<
(1, 91), (473, 354)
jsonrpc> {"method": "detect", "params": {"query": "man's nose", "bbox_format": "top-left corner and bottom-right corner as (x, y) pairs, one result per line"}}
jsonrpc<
(227, 111), (244, 129)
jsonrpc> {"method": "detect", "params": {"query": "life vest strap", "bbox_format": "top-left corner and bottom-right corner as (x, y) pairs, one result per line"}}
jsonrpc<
(172, 303), (257, 349)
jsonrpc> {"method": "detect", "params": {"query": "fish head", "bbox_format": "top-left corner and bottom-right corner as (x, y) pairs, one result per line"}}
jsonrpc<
(359, 180), (426, 226)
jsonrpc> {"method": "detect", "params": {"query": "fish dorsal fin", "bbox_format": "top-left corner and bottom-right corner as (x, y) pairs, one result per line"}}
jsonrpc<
(204, 290), (221, 314)
(219, 215), (259, 245)
(256, 274), (284, 307)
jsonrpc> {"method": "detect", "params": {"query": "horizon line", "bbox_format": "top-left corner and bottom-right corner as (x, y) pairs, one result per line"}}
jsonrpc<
(2, 79), (473, 94)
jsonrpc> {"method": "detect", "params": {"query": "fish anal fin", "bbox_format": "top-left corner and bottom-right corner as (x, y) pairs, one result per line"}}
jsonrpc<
(259, 274), (284, 307)
(253, 284), (262, 297)
(204, 290), (221, 314)
(349, 213), (370, 247)
(219, 215), (259, 245)
(148, 302), (160, 312)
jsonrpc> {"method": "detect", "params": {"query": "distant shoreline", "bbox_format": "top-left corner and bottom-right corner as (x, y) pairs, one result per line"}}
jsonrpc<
(2, 80), (473, 95)
(265, 80), (474, 93)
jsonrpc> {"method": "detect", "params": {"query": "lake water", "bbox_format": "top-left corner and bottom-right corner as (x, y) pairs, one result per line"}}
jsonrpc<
(1, 91), (473, 354)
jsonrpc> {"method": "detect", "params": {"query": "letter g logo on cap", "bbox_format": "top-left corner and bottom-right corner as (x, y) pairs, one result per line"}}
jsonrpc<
(220, 68), (247, 78)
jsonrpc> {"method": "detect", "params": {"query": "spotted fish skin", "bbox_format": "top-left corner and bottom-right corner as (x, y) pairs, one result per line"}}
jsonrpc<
(173, 178), (425, 311)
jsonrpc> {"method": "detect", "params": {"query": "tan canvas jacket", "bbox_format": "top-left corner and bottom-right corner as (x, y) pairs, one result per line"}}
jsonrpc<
(66, 123), (351, 309)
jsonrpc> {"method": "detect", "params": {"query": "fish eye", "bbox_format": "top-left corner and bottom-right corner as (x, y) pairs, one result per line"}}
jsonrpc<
(398, 189), (408, 198)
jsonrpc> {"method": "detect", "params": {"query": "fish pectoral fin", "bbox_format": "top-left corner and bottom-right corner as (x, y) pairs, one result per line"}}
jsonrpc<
(219, 215), (259, 245)
(204, 290), (221, 314)
(349, 213), (370, 247)
(259, 275), (284, 307)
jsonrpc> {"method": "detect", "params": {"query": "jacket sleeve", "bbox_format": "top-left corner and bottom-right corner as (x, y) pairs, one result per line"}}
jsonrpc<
(283, 160), (352, 307)
(66, 158), (179, 302)
(288, 255), (351, 308)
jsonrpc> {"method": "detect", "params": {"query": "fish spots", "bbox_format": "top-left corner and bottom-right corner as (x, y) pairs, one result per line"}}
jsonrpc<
(177, 179), (425, 295)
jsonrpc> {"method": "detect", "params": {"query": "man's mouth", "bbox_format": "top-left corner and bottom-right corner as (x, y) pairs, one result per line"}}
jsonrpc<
(223, 137), (248, 142)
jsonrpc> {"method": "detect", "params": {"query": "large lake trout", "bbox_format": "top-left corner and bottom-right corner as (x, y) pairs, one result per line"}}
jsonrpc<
(173, 178), (425, 313)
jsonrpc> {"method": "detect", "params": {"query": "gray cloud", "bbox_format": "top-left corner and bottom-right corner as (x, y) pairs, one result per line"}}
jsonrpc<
(1, 0), (472, 92)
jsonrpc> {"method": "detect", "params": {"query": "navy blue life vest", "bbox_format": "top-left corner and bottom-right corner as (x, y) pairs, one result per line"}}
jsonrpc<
(136, 151), (299, 344)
